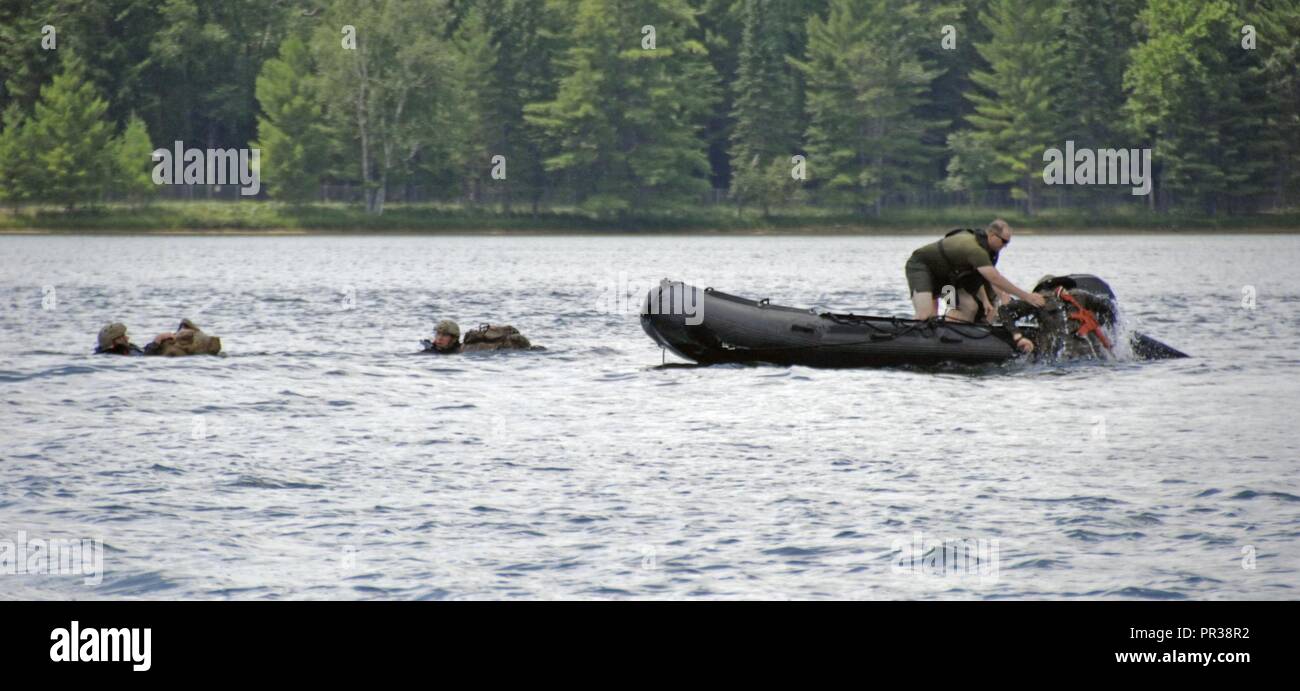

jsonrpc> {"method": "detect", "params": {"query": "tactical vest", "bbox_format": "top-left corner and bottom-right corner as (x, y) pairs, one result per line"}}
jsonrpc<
(937, 228), (999, 304)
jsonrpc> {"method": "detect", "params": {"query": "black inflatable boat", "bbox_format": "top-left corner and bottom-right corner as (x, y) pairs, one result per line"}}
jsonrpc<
(640, 276), (1187, 368)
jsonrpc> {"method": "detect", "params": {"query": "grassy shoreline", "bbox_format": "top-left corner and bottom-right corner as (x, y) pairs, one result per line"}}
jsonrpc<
(2, 201), (1299, 234)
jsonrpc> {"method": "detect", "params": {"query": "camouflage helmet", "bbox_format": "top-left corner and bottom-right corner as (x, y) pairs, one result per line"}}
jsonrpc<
(435, 319), (460, 339)
(97, 322), (128, 350)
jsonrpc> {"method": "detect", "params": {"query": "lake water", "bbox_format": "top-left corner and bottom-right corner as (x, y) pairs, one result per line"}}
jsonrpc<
(1, 233), (1297, 599)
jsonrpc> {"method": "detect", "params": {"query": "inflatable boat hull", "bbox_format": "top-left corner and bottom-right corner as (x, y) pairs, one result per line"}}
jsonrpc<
(641, 281), (1018, 368)
(641, 279), (1187, 368)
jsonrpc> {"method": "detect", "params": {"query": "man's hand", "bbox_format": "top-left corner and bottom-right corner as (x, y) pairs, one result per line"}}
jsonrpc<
(1014, 334), (1034, 353)
(978, 266), (1047, 310)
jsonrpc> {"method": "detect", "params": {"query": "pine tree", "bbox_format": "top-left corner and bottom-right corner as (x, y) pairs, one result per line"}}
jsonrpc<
(730, 0), (803, 163)
(965, 0), (1064, 215)
(1218, 13), (1279, 214)
(0, 104), (34, 207)
(1124, 0), (1275, 214)
(449, 2), (505, 207)
(1059, 0), (1141, 146)
(450, 0), (561, 213)
(921, 0), (981, 194)
(1257, 0), (1300, 204)
(22, 53), (118, 208)
(730, 153), (800, 217)
(941, 128), (999, 201)
(696, 0), (744, 191)
(494, 0), (564, 214)
(0, 3), (60, 117)
(729, 0), (804, 214)
(525, 0), (717, 217)
(254, 35), (329, 203)
(1058, 0), (1142, 204)
(147, 0), (298, 153)
(111, 114), (156, 203)
(793, 0), (946, 216)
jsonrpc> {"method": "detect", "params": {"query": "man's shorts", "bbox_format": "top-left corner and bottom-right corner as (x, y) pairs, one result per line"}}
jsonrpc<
(905, 255), (937, 296)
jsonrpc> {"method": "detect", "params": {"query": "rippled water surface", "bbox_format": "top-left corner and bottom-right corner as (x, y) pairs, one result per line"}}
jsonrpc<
(2, 233), (1298, 599)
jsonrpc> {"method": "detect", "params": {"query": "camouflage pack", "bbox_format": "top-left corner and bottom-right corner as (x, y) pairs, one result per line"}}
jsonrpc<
(158, 327), (223, 356)
(461, 324), (531, 351)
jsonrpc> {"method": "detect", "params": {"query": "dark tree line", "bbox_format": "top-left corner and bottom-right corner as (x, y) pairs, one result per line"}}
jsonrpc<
(1, 0), (1298, 216)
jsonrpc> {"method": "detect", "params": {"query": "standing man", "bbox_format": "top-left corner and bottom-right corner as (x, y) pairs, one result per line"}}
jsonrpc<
(904, 219), (1045, 321)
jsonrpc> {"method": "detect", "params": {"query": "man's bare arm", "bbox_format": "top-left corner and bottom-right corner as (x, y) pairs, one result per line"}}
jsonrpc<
(978, 266), (1045, 306)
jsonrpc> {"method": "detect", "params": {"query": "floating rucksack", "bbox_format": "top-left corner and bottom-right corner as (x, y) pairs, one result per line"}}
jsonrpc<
(461, 324), (532, 350)
(158, 328), (223, 356)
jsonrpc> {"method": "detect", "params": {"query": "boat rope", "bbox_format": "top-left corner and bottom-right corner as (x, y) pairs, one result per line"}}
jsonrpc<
(821, 313), (1003, 341)
(716, 316), (1012, 353)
